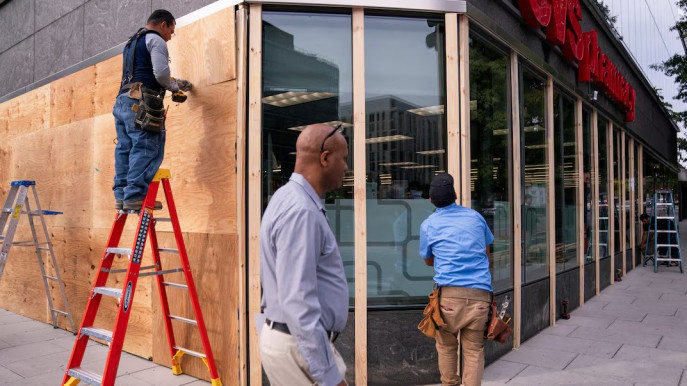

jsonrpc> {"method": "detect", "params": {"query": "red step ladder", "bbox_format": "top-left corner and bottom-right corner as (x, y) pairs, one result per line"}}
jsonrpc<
(62, 169), (222, 386)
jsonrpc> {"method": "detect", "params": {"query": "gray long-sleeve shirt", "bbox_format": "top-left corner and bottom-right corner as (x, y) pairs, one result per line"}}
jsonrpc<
(145, 33), (179, 92)
(260, 173), (349, 386)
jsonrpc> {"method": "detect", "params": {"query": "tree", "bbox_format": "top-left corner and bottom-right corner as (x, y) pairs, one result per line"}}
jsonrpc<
(650, 0), (687, 167)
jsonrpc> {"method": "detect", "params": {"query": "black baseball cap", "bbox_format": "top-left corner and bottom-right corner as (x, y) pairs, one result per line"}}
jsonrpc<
(429, 173), (456, 207)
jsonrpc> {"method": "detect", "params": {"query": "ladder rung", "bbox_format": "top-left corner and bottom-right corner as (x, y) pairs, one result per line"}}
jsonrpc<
(162, 282), (188, 289)
(173, 346), (206, 359)
(656, 203), (672, 206)
(12, 241), (46, 246)
(44, 275), (58, 281)
(51, 309), (69, 316)
(656, 216), (675, 220)
(656, 230), (677, 233)
(106, 247), (131, 255)
(657, 244), (679, 247)
(101, 265), (158, 274)
(157, 248), (179, 253)
(139, 268), (183, 277)
(67, 367), (102, 386)
(93, 286), (122, 299)
(169, 315), (198, 326)
(155, 218), (172, 222)
(80, 326), (113, 342)
(38, 247), (51, 251)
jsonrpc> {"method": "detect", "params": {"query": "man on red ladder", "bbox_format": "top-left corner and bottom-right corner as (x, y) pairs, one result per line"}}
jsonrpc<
(113, 9), (192, 211)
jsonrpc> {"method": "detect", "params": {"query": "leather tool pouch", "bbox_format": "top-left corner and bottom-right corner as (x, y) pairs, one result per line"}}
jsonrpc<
(133, 88), (165, 133)
(418, 287), (446, 338)
(485, 297), (512, 343)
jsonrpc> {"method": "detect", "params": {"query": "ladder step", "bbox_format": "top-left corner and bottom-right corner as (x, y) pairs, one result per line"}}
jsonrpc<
(81, 326), (113, 342)
(38, 247), (51, 251)
(67, 367), (102, 386)
(93, 286), (122, 299)
(157, 248), (179, 253)
(169, 315), (198, 326)
(101, 265), (158, 274)
(656, 230), (677, 233)
(139, 268), (183, 277)
(106, 247), (131, 255)
(656, 203), (672, 206)
(52, 309), (69, 316)
(44, 275), (58, 281)
(656, 216), (675, 220)
(173, 346), (206, 359)
(657, 244), (680, 247)
(162, 282), (188, 289)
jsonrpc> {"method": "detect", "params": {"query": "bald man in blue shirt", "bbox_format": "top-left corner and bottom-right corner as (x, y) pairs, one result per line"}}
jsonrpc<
(419, 173), (494, 386)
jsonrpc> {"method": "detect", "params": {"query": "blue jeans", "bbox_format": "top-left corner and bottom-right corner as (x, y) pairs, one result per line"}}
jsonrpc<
(112, 93), (166, 203)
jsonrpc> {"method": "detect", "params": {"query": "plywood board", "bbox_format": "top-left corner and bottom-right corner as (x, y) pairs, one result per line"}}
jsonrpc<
(50, 68), (97, 127)
(4, 85), (51, 134)
(151, 232), (238, 382)
(161, 81), (236, 235)
(168, 7), (236, 88)
(94, 56), (123, 116)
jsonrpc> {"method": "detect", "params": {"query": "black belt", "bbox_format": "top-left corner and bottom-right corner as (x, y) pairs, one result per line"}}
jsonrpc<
(266, 319), (340, 343)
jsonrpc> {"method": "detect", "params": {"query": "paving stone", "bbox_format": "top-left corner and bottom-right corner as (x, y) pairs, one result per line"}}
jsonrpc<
(4, 348), (72, 377)
(22, 368), (69, 385)
(569, 326), (662, 348)
(565, 354), (682, 385)
(612, 318), (687, 339)
(0, 341), (66, 365)
(681, 369), (687, 386)
(506, 364), (632, 385)
(0, 326), (74, 347)
(657, 335), (687, 354)
(613, 343), (687, 369)
(0, 365), (24, 383)
(574, 302), (646, 322)
(482, 359), (527, 383)
(591, 292), (637, 304)
(115, 374), (157, 385)
(182, 381), (212, 385)
(613, 298), (677, 316)
(555, 314), (616, 329)
(500, 346), (578, 370)
(539, 323), (578, 337)
(117, 351), (159, 374)
(128, 365), (202, 385)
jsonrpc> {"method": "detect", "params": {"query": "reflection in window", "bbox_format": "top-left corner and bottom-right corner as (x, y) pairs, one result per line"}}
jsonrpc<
(469, 33), (512, 293)
(364, 15), (446, 305)
(583, 109), (595, 262)
(520, 66), (548, 284)
(613, 130), (625, 253)
(625, 136), (631, 249)
(553, 90), (577, 272)
(261, 12), (355, 298)
(635, 142), (641, 246)
(598, 118), (609, 258)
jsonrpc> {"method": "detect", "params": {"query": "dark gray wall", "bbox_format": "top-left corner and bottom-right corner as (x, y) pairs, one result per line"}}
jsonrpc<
(555, 267), (580, 321)
(584, 262), (596, 302)
(521, 278), (550, 343)
(600, 256), (611, 290)
(467, 0), (678, 167)
(0, 0), (214, 99)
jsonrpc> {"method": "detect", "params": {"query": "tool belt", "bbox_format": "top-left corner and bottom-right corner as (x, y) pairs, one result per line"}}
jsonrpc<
(127, 82), (166, 133)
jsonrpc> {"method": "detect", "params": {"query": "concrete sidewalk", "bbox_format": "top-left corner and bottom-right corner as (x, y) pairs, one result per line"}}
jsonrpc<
(0, 309), (209, 385)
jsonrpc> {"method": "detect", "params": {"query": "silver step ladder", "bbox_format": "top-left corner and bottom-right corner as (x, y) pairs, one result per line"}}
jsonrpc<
(0, 180), (76, 330)
(643, 189), (683, 273)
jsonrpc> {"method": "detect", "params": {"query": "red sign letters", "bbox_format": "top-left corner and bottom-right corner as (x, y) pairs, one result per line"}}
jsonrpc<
(517, 0), (635, 121)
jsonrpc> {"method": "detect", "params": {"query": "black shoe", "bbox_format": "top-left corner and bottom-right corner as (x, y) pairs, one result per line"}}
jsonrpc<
(115, 201), (123, 210)
(122, 200), (163, 211)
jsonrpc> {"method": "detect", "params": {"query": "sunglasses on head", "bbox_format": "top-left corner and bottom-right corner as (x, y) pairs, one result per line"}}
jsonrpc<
(320, 124), (343, 153)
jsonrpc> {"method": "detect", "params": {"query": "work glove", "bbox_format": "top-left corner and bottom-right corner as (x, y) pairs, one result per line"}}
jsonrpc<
(175, 78), (193, 91)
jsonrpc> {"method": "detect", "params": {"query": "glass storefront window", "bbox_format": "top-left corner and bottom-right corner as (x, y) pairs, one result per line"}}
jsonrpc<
(613, 130), (625, 253)
(553, 89), (577, 272)
(364, 15), (446, 305)
(520, 66), (548, 284)
(625, 136), (631, 249)
(469, 32), (512, 293)
(583, 109), (595, 262)
(598, 117), (609, 258)
(260, 11), (355, 297)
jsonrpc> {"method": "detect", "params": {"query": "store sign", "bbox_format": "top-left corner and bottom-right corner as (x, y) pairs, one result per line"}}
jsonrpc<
(517, 0), (636, 122)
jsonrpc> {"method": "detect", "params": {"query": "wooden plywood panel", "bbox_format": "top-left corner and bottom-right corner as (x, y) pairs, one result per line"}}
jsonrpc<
(161, 81), (236, 235)
(94, 56), (123, 116)
(151, 232), (238, 382)
(168, 7), (236, 88)
(50, 68), (97, 127)
(5, 85), (50, 134)
(10, 119), (94, 229)
(92, 114), (118, 230)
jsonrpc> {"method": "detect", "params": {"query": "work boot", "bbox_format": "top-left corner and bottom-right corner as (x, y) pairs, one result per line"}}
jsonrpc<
(122, 200), (163, 211)
(115, 201), (123, 210)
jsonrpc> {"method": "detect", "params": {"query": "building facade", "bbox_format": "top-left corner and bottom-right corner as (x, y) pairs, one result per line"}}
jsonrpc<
(0, 0), (680, 384)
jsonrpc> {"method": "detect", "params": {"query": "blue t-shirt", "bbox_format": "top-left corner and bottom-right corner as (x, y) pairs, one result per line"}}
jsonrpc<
(419, 203), (494, 292)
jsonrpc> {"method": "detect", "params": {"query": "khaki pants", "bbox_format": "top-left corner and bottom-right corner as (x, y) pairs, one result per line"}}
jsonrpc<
(260, 325), (346, 386)
(435, 287), (490, 386)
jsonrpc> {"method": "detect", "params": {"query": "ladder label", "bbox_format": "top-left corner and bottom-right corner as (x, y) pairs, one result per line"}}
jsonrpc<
(131, 210), (152, 265)
(12, 205), (21, 219)
(123, 281), (132, 312)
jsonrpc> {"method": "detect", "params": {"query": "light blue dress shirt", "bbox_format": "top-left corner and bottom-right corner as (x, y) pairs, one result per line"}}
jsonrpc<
(260, 173), (349, 386)
(419, 203), (494, 292)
